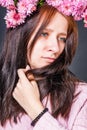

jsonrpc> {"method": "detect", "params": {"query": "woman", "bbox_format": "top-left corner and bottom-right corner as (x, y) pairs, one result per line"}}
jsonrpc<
(0, 0), (87, 130)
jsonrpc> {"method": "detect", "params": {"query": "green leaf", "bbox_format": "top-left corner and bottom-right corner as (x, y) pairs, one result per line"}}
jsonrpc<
(14, 0), (18, 6)
(38, 0), (45, 7)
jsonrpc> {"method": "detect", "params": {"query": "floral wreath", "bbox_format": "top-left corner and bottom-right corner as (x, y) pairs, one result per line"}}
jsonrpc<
(0, 0), (87, 28)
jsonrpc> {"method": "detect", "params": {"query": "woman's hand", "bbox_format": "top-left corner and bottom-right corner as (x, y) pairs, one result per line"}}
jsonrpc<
(12, 67), (44, 119)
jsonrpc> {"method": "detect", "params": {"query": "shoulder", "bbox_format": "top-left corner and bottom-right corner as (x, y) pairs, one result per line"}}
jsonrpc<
(75, 82), (87, 96)
(74, 81), (87, 107)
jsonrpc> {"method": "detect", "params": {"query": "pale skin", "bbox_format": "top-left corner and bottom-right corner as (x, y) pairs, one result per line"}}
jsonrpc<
(12, 11), (68, 120)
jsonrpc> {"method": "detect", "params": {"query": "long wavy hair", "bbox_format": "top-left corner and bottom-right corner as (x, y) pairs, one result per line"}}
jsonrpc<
(0, 4), (79, 125)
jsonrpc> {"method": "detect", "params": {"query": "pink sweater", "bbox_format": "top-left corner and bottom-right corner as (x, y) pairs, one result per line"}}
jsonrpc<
(0, 82), (87, 130)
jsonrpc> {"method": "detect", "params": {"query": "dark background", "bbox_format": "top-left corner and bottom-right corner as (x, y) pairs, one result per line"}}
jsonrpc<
(0, 7), (87, 82)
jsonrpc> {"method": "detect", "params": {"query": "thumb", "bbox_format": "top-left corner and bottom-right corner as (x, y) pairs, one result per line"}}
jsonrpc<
(26, 65), (30, 71)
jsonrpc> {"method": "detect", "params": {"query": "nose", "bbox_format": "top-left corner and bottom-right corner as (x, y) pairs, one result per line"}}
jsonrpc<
(47, 36), (59, 53)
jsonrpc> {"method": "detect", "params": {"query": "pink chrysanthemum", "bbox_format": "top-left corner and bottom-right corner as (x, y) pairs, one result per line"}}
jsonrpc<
(17, 1), (28, 15)
(0, 0), (14, 7)
(72, 0), (87, 20)
(0, 0), (87, 28)
(1, 0), (38, 28)
(17, 0), (38, 15)
(58, 0), (73, 16)
(83, 9), (87, 27)
(46, 0), (63, 7)
(4, 10), (26, 28)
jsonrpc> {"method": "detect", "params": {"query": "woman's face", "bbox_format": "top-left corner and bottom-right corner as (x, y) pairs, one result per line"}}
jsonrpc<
(27, 11), (68, 69)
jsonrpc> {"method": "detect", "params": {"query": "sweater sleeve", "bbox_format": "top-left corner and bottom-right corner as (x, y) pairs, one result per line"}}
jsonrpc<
(33, 112), (69, 130)
(33, 83), (87, 130)
(33, 102), (87, 130)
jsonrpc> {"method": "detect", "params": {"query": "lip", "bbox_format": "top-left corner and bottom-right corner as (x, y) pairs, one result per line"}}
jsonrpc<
(42, 57), (55, 63)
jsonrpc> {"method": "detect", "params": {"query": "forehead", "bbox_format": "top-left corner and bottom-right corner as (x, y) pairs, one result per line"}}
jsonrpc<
(44, 12), (68, 34)
(29, 11), (68, 43)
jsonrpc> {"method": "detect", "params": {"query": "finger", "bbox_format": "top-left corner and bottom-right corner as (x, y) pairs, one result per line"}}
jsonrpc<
(13, 79), (24, 99)
(16, 79), (21, 87)
(13, 80), (21, 94)
(27, 73), (35, 81)
(18, 65), (30, 77)
(26, 65), (30, 71)
(17, 69), (31, 86)
(18, 65), (30, 74)
(18, 69), (27, 79)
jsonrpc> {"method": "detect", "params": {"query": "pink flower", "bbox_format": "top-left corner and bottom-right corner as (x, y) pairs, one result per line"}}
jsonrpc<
(46, 0), (62, 7)
(26, 4), (37, 15)
(72, 0), (87, 20)
(83, 9), (87, 27)
(4, 10), (26, 28)
(7, 5), (16, 10)
(26, 0), (38, 15)
(0, 0), (14, 7)
(1, 0), (87, 28)
(58, 0), (72, 16)
(2, 0), (38, 28)
(17, 1), (28, 15)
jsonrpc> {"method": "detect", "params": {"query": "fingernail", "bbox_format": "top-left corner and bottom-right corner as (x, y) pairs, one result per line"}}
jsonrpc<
(26, 65), (30, 70)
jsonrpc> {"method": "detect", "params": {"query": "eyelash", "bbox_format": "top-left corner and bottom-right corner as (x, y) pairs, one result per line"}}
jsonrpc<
(58, 37), (66, 43)
(40, 32), (66, 43)
(40, 32), (48, 37)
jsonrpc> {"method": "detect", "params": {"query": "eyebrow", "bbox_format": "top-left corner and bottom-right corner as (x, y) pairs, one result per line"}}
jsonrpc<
(43, 28), (67, 36)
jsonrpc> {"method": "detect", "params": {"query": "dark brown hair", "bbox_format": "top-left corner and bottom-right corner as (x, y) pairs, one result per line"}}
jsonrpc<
(0, 4), (79, 125)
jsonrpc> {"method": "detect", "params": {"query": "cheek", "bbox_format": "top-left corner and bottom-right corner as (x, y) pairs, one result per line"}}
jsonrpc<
(27, 44), (40, 61)
(27, 39), (45, 64)
(62, 44), (65, 51)
(60, 43), (65, 54)
(27, 51), (31, 64)
(32, 40), (45, 54)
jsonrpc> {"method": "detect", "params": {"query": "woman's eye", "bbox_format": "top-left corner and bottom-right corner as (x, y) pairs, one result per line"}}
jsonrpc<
(41, 32), (48, 37)
(58, 37), (66, 43)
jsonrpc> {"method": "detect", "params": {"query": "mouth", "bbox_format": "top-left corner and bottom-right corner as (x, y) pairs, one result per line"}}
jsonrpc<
(42, 57), (55, 63)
